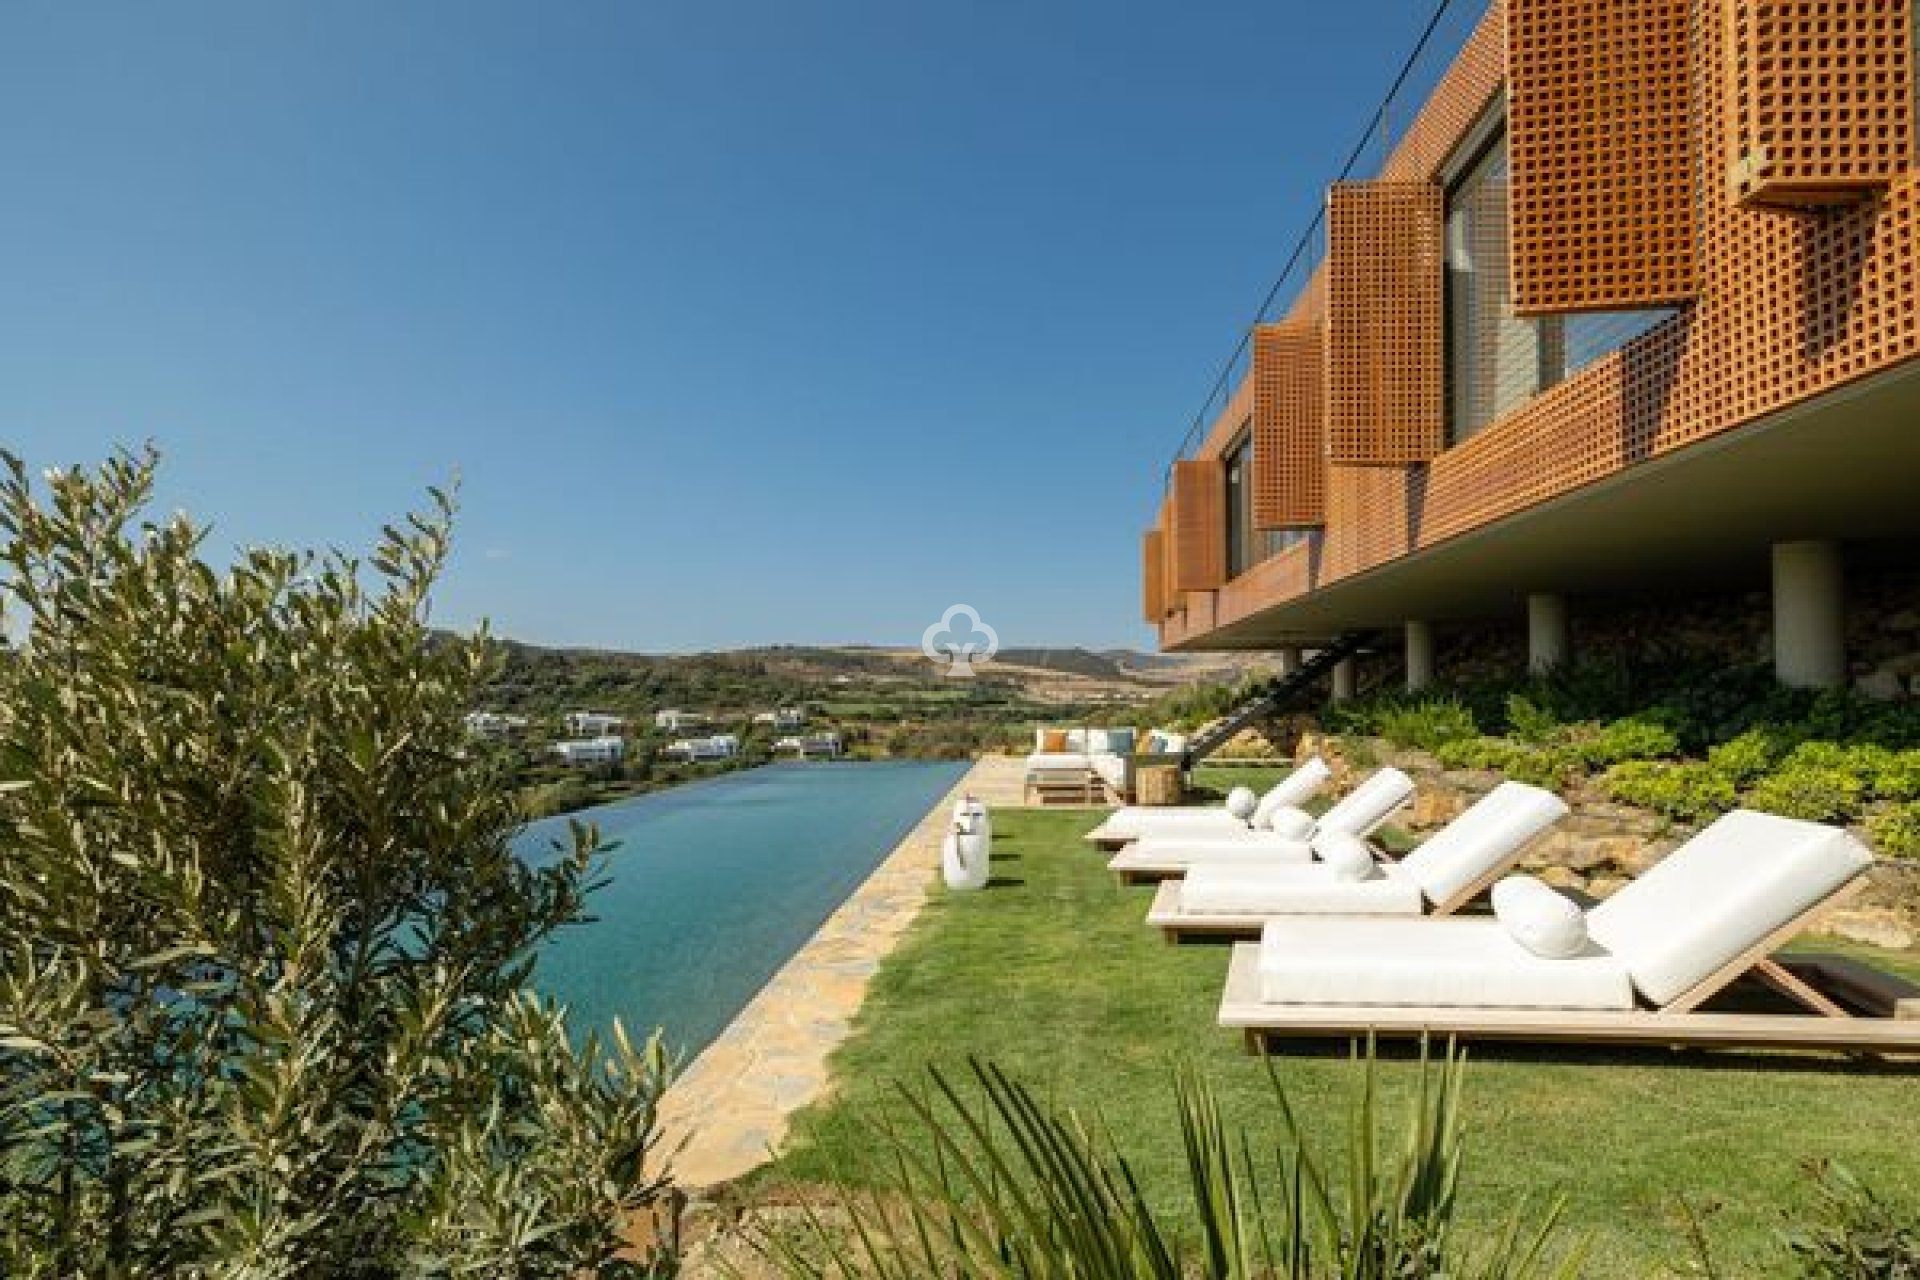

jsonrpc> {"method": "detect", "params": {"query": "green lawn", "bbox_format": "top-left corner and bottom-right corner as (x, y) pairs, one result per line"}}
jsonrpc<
(762, 802), (1920, 1276)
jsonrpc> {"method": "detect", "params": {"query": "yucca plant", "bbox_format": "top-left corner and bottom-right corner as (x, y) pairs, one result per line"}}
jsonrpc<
(747, 1042), (1582, 1279)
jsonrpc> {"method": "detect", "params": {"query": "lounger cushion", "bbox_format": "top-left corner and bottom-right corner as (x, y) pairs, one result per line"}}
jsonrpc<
(1586, 809), (1872, 1007)
(1252, 757), (1331, 826)
(1105, 836), (1313, 875)
(1394, 781), (1569, 908)
(1264, 807), (1318, 840)
(1181, 863), (1424, 915)
(1492, 875), (1588, 959)
(1316, 831), (1378, 882)
(1315, 768), (1416, 839)
(1258, 918), (1635, 1010)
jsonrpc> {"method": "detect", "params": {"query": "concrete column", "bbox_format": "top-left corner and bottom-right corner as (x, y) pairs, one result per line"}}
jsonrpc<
(1527, 593), (1569, 674)
(1404, 621), (1436, 692)
(1772, 540), (1846, 690)
(1331, 657), (1357, 703)
(1275, 647), (1301, 678)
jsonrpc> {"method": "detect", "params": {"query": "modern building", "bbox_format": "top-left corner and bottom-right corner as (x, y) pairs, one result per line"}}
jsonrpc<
(550, 735), (626, 767)
(1144, 1), (1920, 696)
(773, 732), (842, 758)
(564, 711), (625, 737)
(463, 711), (529, 739)
(753, 708), (807, 729)
(654, 709), (708, 732)
(663, 733), (740, 762)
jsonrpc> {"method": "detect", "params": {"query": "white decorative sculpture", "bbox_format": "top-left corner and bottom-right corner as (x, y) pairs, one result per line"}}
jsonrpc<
(944, 794), (992, 891)
(1225, 786), (1258, 823)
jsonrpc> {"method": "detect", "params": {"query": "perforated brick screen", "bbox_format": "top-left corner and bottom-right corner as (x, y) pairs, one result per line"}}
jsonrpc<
(1729, 0), (1915, 207)
(1326, 181), (1446, 464)
(1141, 527), (1166, 623)
(1506, 0), (1697, 314)
(1169, 459), (1227, 593)
(1251, 322), (1327, 528)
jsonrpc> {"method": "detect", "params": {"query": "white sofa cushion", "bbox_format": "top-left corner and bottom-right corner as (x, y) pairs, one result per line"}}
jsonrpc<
(1180, 863), (1424, 916)
(1394, 781), (1569, 908)
(1024, 751), (1091, 772)
(1252, 757), (1332, 827)
(1586, 809), (1872, 1007)
(1265, 807), (1318, 841)
(1316, 768), (1416, 839)
(1090, 753), (1129, 788)
(1491, 875), (1588, 959)
(1315, 831), (1379, 882)
(1258, 918), (1635, 1010)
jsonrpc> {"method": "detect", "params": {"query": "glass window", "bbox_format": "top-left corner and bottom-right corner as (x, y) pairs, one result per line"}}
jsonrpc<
(1224, 432), (1302, 579)
(1445, 126), (1675, 445)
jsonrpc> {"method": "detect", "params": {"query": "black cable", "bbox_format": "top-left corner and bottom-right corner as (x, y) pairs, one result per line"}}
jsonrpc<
(1163, 0), (1463, 485)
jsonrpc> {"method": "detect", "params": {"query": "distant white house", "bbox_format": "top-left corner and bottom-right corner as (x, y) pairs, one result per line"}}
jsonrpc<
(464, 711), (529, 739)
(774, 732), (842, 758)
(654, 709), (709, 732)
(550, 735), (625, 766)
(753, 707), (806, 729)
(564, 711), (625, 736)
(663, 733), (739, 762)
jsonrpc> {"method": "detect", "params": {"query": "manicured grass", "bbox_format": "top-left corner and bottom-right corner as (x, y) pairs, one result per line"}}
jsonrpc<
(763, 807), (1920, 1276)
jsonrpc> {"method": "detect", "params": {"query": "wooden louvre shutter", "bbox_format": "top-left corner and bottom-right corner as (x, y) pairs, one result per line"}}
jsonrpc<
(1141, 527), (1167, 623)
(1251, 321), (1326, 528)
(1326, 181), (1446, 464)
(1168, 459), (1226, 592)
(1727, 0), (1914, 208)
(1507, 0), (1697, 314)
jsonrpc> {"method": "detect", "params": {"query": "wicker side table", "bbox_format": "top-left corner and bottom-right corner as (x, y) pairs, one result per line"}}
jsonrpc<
(1135, 765), (1183, 807)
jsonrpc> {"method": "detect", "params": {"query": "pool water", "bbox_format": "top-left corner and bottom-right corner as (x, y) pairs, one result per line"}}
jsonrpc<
(517, 760), (968, 1061)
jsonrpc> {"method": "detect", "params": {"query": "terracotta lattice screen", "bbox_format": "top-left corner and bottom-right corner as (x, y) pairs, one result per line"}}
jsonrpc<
(1168, 459), (1226, 592)
(1728, 0), (1915, 207)
(1141, 527), (1166, 623)
(1325, 181), (1445, 464)
(1506, 0), (1697, 314)
(1250, 322), (1327, 528)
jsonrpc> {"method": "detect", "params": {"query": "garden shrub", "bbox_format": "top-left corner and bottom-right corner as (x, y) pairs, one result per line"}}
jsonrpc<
(1707, 727), (1791, 786)
(1504, 693), (1561, 745)
(1602, 760), (1737, 822)
(1433, 736), (1569, 789)
(1565, 715), (1680, 769)
(1746, 766), (1866, 823)
(1370, 695), (1480, 751)
(1779, 1161), (1920, 1279)
(1865, 805), (1920, 860)
(1872, 749), (1920, 803)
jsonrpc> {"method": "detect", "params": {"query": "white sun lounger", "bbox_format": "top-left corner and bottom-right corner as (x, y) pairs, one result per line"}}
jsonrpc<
(1144, 781), (1567, 939)
(1218, 809), (1920, 1055)
(1110, 767), (1421, 884)
(1083, 756), (1332, 851)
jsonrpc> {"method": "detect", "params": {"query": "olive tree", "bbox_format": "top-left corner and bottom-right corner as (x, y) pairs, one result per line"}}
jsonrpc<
(0, 449), (676, 1277)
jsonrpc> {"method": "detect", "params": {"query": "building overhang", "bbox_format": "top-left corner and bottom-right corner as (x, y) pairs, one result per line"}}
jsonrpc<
(1180, 361), (1920, 650)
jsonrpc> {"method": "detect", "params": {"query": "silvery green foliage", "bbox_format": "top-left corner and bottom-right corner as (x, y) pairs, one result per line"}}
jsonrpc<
(0, 449), (677, 1277)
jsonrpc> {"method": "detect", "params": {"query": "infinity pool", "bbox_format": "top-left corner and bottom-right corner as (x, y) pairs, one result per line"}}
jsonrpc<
(517, 760), (968, 1060)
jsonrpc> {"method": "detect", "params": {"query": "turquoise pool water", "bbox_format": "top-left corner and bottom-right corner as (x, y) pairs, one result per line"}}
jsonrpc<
(517, 760), (968, 1061)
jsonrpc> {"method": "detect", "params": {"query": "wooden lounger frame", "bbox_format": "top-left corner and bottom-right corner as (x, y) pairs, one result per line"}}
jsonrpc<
(1144, 848), (1512, 943)
(1216, 881), (1920, 1056)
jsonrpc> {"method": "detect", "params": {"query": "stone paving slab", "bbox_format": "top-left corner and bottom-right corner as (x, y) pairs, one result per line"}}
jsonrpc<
(657, 754), (1030, 1188)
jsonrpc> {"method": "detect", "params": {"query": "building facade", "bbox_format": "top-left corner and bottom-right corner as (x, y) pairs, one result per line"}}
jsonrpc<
(1146, 0), (1919, 692)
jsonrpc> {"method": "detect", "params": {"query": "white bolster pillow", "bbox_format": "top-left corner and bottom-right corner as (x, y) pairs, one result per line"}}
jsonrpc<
(1224, 786), (1258, 822)
(1264, 806), (1318, 841)
(1492, 875), (1589, 959)
(1315, 831), (1378, 882)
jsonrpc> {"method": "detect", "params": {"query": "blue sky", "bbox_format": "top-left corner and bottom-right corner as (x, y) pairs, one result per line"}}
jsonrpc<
(0, 1), (1477, 652)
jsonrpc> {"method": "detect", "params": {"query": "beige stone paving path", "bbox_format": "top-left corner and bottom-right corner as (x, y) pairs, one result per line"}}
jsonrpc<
(657, 753), (1032, 1188)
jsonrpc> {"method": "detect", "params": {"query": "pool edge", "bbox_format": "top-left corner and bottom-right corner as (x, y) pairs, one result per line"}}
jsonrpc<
(655, 754), (1027, 1189)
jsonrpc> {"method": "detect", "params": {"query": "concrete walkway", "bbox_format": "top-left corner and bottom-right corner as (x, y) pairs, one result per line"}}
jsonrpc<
(657, 753), (1030, 1188)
